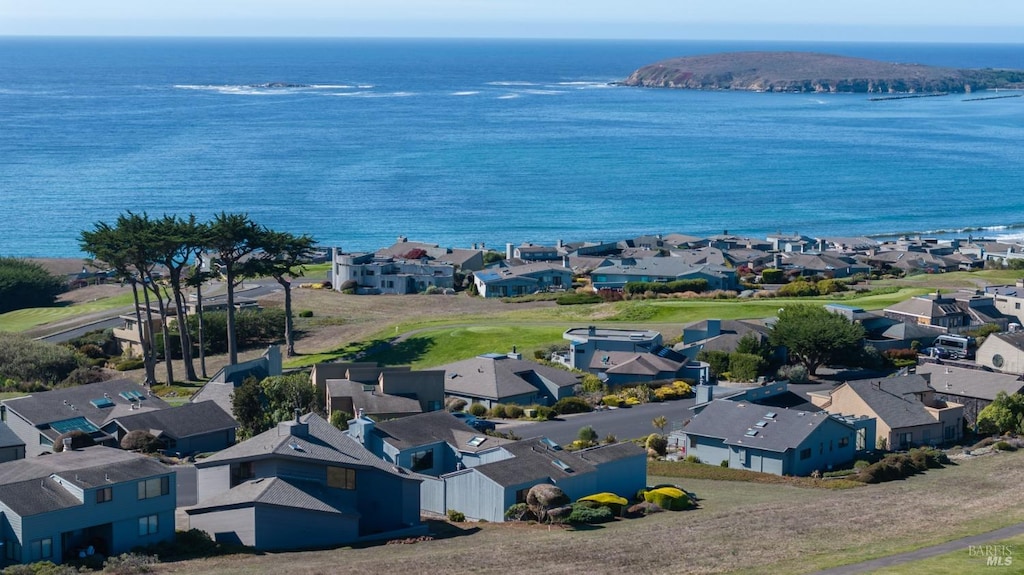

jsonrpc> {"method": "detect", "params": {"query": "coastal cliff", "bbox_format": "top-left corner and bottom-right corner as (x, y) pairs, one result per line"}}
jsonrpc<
(619, 52), (1024, 93)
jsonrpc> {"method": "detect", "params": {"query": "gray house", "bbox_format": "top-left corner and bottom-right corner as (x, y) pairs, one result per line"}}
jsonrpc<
(472, 262), (572, 298)
(683, 400), (872, 476)
(332, 249), (454, 295)
(590, 257), (737, 291)
(0, 423), (24, 463)
(438, 352), (581, 408)
(350, 412), (646, 522)
(111, 400), (237, 456)
(0, 446), (175, 566)
(187, 413), (424, 550)
(1, 380), (171, 456)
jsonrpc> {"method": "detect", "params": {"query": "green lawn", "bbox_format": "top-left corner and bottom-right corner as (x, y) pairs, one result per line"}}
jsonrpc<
(0, 292), (136, 333)
(362, 325), (566, 368)
(869, 534), (1024, 574)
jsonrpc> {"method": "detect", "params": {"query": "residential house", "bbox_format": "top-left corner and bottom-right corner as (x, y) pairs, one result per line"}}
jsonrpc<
(331, 248), (455, 295)
(187, 413), (424, 550)
(190, 346), (283, 418)
(0, 423), (24, 463)
(558, 326), (662, 370)
(349, 411), (646, 522)
(590, 257), (737, 291)
(976, 332), (1024, 375)
(376, 237), (485, 271)
(438, 352), (581, 408)
(472, 262), (572, 298)
(916, 362), (1024, 429)
(505, 243), (560, 262)
(1, 380), (171, 456)
(810, 375), (963, 450)
(682, 400), (870, 476)
(817, 236), (879, 253)
(882, 291), (1006, 334)
(0, 446), (175, 566)
(984, 281), (1024, 326)
(110, 400), (237, 456)
(677, 318), (784, 365)
(776, 252), (871, 279)
(766, 232), (816, 253)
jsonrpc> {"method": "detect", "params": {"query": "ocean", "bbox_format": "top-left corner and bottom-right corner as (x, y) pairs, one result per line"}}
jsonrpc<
(1, 38), (1023, 258)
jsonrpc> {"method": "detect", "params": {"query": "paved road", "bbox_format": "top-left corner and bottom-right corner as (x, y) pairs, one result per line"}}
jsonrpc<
(505, 381), (838, 445)
(815, 522), (1024, 574)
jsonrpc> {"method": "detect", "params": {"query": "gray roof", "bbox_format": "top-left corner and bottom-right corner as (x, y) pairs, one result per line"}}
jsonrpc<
(2, 379), (171, 428)
(684, 400), (846, 453)
(564, 327), (660, 343)
(187, 476), (360, 517)
(439, 355), (581, 401)
(114, 400), (237, 440)
(593, 257), (732, 279)
(836, 376), (940, 428)
(0, 422), (24, 449)
(589, 351), (682, 377)
(574, 441), (646, 465)
(325, 379), (422, 416)
(916, 363), (1024, 401)
(196, 413), (407, 478)
(472, 437), (598, 487)
(0, 446), (171, 516)
(373, 410), (513, 453)
(189, 381), (237, 418)
(987, 332), (1024, 352)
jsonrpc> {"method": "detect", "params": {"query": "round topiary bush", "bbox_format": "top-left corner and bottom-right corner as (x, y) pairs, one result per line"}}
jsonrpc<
(505, 405), (524, 419)
(467, 403), (487, 417)
(298, 310), (314, 318)
(527, 484), (570, 523)
(567, 503), (615, 524)
(489, 404), (507, 418)
(121, 430), (161, 453)
(445, 398), (468, 412)
(643, 487), (692, 511)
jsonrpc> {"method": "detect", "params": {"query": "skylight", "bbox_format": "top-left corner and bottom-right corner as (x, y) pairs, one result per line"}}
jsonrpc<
(467, 436), (487, 447)
(541, 437), (562, 451)
(744, 429), (759, 437)
(90, 398), (114, 408)
(119, 390), (145, 401)
(50, 417), (99, 434)
(764, 412), (777, 419)
(552, 459), (574, 473)
(754, 420), (768, 428)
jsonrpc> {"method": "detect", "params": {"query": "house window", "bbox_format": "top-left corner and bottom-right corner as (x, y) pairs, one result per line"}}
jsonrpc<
(138, 476), (170, 500)
(1016, 302), (1020, 310)
(838, 436), (850, 448)
(899, 433), (912, 449)
(5, 540), (20, 561)
(800, 448), (811, 460)
(138, 514), (159, 536)
(427, 400), (443, 411)
(327, 466), (357, 490)
(30, 538), (52, 560)
(96, 487), (113, 503)
(231, 462), (255, 487)
(410, 449), (434, 472)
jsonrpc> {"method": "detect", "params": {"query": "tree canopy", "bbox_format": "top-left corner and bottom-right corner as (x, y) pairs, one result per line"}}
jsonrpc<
(977, 391), (1024, 435)
(768, 304), (865, 376)
(0, 257), (66, 314)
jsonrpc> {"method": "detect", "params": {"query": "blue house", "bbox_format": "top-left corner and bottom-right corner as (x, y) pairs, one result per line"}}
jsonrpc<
(472, 262), (572, 298)
(188, 413), (424, 551)
(350, 411), (646, 522)
(682, 400), (873, 476)
(590, 257), (737, 291)
(0, 446), (176, 566)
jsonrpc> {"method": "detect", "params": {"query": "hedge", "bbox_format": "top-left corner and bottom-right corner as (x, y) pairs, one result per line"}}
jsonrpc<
(624, 279), (709, 295)
(643, 487), (692, 511)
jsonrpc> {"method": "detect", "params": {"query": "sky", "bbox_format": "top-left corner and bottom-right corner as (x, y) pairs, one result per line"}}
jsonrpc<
(2, 1), (1024, 42)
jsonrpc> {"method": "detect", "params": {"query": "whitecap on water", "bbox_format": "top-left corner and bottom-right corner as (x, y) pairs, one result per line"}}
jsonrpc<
(486, 81), (537, 86)
(451, 91), (480, 96)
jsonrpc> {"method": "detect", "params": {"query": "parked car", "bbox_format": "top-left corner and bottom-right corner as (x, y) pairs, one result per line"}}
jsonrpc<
(920, 347), (951, 359)
(451, 412), (496, 432)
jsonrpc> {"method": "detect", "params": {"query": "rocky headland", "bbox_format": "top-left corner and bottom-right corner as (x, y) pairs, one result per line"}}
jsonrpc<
(619, 51), (1024, 94)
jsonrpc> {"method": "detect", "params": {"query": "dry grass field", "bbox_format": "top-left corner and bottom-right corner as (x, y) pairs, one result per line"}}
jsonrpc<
(156, 452), (1024, 575)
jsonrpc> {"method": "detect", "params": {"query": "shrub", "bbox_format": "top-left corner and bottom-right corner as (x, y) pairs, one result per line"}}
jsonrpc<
(627, 501), (663, 517)
(121, 430), (161, 453)
(577, 425), (598, 444)
(0, 257), (67, 314)
(114, 358), (146, 371)
(446, 509), (466, 522)
(602, 395), (621, 408)
(53, 430), (96, 453)
(646, 434), (668, 457)
(553, 396), (592, 415)
(854, 448), (947, 484)
(505, 404), (524, 419)
(777, 280), (819, 297)
(445, 398), (468, 412)
(624, 397), (640, 406)
(527, 484), (570, 523)
(567, 503), (615, 524)
(761, 268), (784, 283)
(297, 310), (314, 318)
(339, 279), (358, 294)
(534, 405), (555, 420)
(489, 404), (507, 418)
(684, 455), (701, 464)
(994, 440), (1017, 451)
(672, 380), (693, 396)
(643, 487), (692, 511)
(556, 293), (603, 305)
(696, 350), (731, 377)
(720, 459), (729, 468)
(777, 364), (809, 383)
(102, 553), (159, 574)
(504, 502), (533, 521)
(0, 333), (82, 386)
(467, 403), (487, 417)
(728, 352), (765, 382)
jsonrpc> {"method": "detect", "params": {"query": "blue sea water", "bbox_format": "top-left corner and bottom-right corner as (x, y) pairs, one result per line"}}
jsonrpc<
(1, 38), (1023, 257)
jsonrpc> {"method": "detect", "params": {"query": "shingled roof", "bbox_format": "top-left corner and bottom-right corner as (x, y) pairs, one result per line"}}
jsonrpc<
(837, 376), (940, 428)
(439, 355), (580, 402)
(373, 410), (513, 453)
(114, 400), (237, 440)
(684, 400), (848, 453)
(186, 476), (360, 517)
(325, 379), (422, 416)
(0, 446), (171, 516)
(2, 379), (170, 428)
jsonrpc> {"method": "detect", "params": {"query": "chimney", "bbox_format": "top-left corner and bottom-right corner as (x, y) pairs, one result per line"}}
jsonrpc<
(62, 436), (73, 452)
(588, 325), (596, 336)
(279, 410), (308, 437)
(557, 239), (564, 249)
(507, 346), (522, 360)
(506, 243), (514, 260)
(562, 255), (571, 269)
